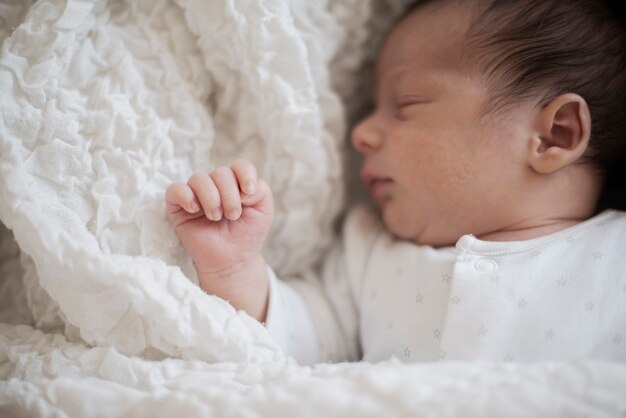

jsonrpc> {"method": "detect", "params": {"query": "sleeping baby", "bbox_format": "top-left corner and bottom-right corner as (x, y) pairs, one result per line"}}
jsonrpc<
(165, 0), (626, 364)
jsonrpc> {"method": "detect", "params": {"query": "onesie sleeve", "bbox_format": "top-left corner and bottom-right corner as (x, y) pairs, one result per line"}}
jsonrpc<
(264, 267), (320, 365)
(264, 205), (383, 364)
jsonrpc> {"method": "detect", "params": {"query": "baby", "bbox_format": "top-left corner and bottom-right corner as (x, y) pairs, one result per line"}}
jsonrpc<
(166, 0), (626, 364)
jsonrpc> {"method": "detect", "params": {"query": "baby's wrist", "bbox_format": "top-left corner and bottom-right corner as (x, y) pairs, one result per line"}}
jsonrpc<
(197, 255), (265, 284)
(197, 255), (270, 322)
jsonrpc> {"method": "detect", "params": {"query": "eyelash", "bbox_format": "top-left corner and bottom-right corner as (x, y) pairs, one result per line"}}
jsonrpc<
(394, 101), (421, 119)
(396, 96), (428, 108)
(394, 95), (431, 119)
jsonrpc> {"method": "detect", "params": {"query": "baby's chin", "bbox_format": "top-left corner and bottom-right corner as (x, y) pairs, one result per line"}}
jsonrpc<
(380, 202), (457, 247)
(380, 202), (420, 242)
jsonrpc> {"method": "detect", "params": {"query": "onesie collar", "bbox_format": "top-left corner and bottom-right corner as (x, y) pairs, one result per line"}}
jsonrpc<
(455, 210), (618, 256)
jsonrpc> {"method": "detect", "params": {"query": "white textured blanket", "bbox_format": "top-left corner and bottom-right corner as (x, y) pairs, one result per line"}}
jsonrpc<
(1, 0), (625, 416)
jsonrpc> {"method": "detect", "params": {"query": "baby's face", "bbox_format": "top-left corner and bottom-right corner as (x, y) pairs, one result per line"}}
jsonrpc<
(352, 1), (536, 246)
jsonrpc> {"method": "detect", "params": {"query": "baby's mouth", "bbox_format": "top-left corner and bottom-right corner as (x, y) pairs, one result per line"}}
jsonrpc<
(362, 173), (393, 197)
(369, 177), (392, 188)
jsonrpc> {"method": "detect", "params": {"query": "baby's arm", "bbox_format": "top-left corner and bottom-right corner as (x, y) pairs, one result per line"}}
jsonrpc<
(266, 207), (377, 364)
(165, 160), (273, 322)
(165, 160), (367, 365)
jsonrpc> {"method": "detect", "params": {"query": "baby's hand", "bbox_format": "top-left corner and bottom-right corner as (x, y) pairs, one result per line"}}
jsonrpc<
(166, 160), (273, 284)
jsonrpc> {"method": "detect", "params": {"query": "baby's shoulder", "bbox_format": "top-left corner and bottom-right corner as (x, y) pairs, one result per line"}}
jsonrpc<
(576, 209), (626, 239)
(342, 204), (387, 241)
(605, 209), (626, 224)
(344, 204), (383, 233)
(337, 204), (389, 258)
(541, 209), (626, 261)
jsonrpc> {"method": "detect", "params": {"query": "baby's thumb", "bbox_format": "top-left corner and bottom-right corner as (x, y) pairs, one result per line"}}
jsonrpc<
(241, 179), (273, 217)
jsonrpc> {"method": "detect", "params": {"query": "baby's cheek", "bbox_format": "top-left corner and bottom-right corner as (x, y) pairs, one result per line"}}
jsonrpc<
(444, 161), (479, 188)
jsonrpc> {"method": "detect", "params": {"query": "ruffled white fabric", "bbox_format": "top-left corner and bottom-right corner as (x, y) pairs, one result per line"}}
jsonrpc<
(2, 0), (625, 416)
(2, 324), (625, 417)
(0, 0), (391, 361)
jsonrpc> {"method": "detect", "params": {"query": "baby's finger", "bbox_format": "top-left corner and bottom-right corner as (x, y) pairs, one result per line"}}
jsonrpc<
(165, 182), (200, 214)
(210, 167), (242, 220)
(239, 179), (273, 217)
(230, 159), (258, 196)
(187, 173), (223, 221)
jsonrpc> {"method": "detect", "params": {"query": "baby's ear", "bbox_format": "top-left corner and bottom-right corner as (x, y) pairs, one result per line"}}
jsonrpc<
(527, 93), (591, 174)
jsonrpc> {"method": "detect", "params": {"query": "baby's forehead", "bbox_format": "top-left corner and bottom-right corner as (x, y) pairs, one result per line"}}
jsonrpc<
(377, 2), (478, 77)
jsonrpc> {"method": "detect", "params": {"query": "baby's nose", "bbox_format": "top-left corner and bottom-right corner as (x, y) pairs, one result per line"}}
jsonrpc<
(351, 114), (384, 153)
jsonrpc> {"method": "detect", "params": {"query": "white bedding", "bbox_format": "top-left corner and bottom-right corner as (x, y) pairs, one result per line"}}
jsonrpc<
(2, 324), (625, 418)
(1, 0), (625, 416)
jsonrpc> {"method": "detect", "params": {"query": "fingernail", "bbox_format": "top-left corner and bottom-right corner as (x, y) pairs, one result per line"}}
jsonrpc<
(228, 208), (241, 220)
(189, 201), (200, 213)
(245, 181), (256, 195)
(210, 208), (222, 221)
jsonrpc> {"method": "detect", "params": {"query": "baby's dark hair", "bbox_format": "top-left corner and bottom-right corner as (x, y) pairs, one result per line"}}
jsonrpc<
(410, 0), (626, 209)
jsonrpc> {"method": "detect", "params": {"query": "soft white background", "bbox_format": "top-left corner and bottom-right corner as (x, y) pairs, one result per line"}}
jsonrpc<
(0, 0), (408, 360)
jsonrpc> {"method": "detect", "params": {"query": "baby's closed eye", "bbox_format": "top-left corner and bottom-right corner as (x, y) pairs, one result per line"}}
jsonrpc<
(396, 94), (430, 106)
(394, 95), (430, 119)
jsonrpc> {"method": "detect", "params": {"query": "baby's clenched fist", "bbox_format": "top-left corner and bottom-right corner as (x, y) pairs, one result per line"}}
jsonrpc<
(165, 159), (273, 285)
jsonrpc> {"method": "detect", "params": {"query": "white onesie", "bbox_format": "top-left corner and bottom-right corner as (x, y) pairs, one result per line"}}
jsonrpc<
(265, 205), (626, 365)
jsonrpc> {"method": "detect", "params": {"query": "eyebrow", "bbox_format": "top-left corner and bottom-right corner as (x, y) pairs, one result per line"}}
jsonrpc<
(378, 66), (445, 95)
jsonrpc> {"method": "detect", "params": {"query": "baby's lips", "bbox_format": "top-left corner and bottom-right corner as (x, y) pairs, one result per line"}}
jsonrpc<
(361, 169), (392, 187)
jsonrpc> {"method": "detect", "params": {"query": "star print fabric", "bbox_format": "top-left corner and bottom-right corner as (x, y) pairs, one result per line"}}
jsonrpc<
(265, 206), (626, 364)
